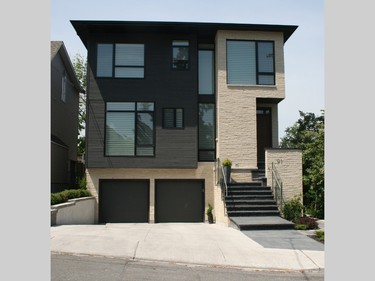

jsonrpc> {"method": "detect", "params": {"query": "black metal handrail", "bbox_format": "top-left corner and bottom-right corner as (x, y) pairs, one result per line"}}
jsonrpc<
(271, 162), (284, 213)
(216, 158), (228, 199)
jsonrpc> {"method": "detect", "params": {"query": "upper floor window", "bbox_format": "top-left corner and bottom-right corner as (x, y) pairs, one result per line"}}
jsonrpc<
(198, 49), (214, 95)
(172, 40), (189, 70)
(226, 40), (275, 85)
(61, 71), (67, 102)
(105, 102), (154, 156)
(97, 43), (145, 78)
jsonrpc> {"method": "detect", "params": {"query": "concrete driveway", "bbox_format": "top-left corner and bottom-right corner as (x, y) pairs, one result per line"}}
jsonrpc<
(50, 223), (324, 271)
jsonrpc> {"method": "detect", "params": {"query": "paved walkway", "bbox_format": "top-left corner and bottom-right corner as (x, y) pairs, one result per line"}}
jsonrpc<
(50, 223), (324, 271)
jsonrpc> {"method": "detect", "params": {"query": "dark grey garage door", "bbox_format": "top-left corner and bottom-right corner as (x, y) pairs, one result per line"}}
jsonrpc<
(155, 180), (204, 223)
(99, 180), (149, 223)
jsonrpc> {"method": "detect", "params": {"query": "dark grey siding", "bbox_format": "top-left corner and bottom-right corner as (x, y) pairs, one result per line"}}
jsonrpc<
(85, 31), (204, 168)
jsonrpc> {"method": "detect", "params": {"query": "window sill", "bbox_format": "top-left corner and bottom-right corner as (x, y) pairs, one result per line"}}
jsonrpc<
(227, 84), (277, 88)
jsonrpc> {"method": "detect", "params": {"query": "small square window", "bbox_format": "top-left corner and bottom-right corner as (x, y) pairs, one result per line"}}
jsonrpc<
(172, 40), (189, 70)
(163, 108), (184, 129)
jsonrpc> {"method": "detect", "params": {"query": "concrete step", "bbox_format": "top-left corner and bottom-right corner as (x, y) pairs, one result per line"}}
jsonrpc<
(230, 216), (295, 231)
(225, 195), (274, 200)
(226, 205), (278, 211)
(227, 210), (280, 217)
(227, 190), (273, 196)
(225, 199), (277, 205)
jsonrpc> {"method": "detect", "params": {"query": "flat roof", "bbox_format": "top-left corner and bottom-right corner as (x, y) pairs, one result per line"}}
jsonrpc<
(71, 20), (298, 48)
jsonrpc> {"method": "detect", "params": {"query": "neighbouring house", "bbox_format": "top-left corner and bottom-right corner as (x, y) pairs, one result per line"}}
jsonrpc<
(51, 41), (84, 193)
(71, 20), (303, 226)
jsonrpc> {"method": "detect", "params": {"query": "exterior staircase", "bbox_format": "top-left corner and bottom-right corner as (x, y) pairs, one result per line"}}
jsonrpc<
(225, 182), (295, 230)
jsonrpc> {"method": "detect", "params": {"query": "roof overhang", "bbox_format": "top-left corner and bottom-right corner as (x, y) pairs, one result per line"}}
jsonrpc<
(71, 20), (298, 49)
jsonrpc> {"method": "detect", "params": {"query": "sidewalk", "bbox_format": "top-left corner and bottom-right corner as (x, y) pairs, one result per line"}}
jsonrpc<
(50, 223), (324, 271)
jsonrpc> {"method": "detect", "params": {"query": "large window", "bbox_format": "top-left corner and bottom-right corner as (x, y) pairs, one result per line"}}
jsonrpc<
(97, 43), (145, 78)
(198, 103), (216, 161)
(105, 102), (154, 156)
(198, 50), (214, 95)
(226, 40), (274, 85)
(172, 40), (189, 70)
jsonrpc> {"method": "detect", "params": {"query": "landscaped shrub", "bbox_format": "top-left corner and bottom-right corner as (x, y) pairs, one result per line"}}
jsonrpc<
(296, 216), (318, 229)
(51, 189), (91, 205)
(295, 224), (308, 230)
(315, 230), (324, 242)
(282, 195), (304, 223)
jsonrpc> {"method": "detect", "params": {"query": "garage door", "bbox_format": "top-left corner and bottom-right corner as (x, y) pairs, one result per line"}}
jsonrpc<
(99, 180), (149, 223)
(155, 180), (204, 223)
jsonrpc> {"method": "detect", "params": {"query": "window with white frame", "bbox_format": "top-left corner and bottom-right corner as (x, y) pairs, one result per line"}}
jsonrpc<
(97, 43), (145, 78)
(105, 102), (154, 156)
(226, 40), (275, 85)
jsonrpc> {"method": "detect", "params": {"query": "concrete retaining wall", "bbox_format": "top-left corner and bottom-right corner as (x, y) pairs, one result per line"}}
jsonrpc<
(51, 196), (96, 226)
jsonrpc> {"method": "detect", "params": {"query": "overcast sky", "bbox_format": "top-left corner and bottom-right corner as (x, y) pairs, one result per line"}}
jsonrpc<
(51, 0), (324, 139)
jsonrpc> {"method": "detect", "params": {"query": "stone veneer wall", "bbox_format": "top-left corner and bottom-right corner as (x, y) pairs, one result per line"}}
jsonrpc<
(265, 149), (303, 203)
(85, 163), (228, 224)
(215, 30), (285, 177)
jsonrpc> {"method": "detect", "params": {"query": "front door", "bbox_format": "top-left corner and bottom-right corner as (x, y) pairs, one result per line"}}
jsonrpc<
(256, 108), (272, 169)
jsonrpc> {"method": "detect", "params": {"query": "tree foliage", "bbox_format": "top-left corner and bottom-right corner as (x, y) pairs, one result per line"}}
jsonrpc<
(280, 110), (324, 218)
(72, 53), (87, 156)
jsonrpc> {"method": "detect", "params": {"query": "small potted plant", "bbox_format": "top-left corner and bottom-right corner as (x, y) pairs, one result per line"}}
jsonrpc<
(222, 158), (232, 184)
(206, 203), (214, 224)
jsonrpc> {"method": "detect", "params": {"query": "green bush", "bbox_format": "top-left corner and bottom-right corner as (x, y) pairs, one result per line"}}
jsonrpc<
(315, 230), (324, 242)
(206, 203), (213, 215)
(78, 176), (87, 190)
(282, 195), (304, 223)
(51, 189), (91, 205)
(295, 224), (308, 230)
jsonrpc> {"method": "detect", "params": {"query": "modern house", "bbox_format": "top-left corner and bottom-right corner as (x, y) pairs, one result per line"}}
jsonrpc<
(51, 41), (84, 193)
(71, 20), (303, 226)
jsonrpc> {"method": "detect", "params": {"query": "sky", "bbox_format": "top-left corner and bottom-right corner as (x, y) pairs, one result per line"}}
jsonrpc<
(51, 0), (324, 139)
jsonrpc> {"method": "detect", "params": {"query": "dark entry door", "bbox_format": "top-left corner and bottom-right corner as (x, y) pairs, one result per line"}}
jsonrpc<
(99, 180), (149, 223)
(257, 108), (272, 168)
(155, 180), (204, 223)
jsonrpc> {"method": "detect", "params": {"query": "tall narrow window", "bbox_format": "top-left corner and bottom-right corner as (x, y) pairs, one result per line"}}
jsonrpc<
(97, 43), (144, 78)
(198, 50), (214, 95)
(199, 103), (215, 161)
(227, 40), (274, 85)
(172, 40), (189, 70)
(105, 102), (154, 156)
(61, 71), (67, 102)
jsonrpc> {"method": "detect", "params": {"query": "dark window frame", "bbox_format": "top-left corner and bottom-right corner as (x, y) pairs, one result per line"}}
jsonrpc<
(96, 43), (145, 79)
(226, 39), (275, 85)
(104, 102), (155, 157)
(162, 108), (185, 129)
(198, 48), (215, 95)
(172, 40), (190, 70)
(198, 103), (216, 162)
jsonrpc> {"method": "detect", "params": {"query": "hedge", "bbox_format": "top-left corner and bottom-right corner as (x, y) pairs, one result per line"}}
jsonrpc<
(51, 189), (92, 205)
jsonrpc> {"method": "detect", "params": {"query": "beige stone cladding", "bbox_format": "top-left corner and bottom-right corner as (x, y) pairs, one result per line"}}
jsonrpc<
(215, 30), (285, 173)
(85, 163), (227, 224)
(265, 149), (303, 203)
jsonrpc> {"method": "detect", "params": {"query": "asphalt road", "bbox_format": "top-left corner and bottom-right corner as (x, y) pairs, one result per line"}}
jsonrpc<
(51, 253), (324, 281)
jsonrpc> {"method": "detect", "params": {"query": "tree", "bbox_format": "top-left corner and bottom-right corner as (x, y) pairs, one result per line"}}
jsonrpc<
(280, 110), (324, 219)
(72, 53), (87, 157)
